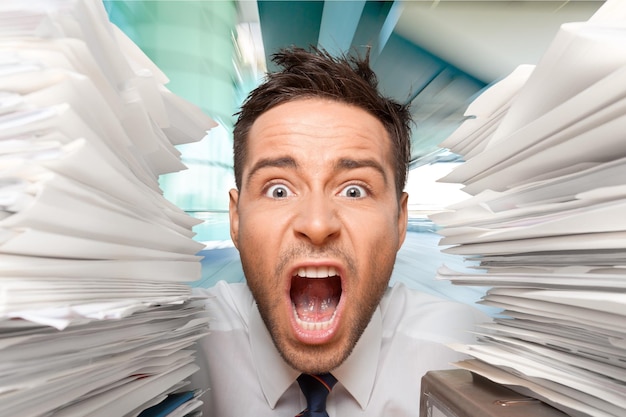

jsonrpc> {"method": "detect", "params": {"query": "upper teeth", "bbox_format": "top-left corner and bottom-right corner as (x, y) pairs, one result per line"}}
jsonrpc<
(296, 266), (338, 278)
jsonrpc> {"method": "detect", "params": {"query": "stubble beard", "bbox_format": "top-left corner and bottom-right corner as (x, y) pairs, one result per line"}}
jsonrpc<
(242, 243), (393, 374)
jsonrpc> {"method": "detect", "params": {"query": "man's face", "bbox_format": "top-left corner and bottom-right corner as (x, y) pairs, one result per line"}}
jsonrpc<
(229, 98), (408, 374)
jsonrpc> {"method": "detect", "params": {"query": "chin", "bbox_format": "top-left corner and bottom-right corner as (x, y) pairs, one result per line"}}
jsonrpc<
(280, 343), (352, 374)
(274, 321), (363, 374)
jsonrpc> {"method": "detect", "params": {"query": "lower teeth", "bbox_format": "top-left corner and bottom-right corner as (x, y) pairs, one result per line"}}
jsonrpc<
(293, 305), (337, 331)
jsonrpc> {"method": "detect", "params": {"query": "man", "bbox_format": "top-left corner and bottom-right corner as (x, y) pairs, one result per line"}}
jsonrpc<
(192, 47), (485, 416)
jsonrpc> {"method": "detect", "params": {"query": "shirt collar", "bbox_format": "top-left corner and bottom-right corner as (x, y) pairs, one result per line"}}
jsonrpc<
(250, 303), (382, 410)
(250, 305), (300, 408)
(331, 308), (381, 409)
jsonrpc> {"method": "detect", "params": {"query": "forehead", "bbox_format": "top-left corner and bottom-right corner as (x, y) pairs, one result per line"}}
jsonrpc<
(245, 98), (393, 165)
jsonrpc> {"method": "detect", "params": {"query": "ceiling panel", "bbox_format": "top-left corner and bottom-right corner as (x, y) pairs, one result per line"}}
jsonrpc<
(251, 0), (604, 165)
(257, 1), (325, 71)
(255, 0), (486, 164)
(395, 1), (605, 83)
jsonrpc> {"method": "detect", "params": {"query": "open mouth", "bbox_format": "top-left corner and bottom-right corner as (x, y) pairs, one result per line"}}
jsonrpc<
(289, 266), (342, 333)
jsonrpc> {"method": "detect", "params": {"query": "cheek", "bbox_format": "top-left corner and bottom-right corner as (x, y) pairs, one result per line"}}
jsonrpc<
(349, 210), (402, 251)
(236, 211), (272, 253)
(362, 216), (401, 282)
(235, 215), (268, 278)
(238, 204), (288, 239)
(236, 212), (286, 290)
(238, 242), (283, 317)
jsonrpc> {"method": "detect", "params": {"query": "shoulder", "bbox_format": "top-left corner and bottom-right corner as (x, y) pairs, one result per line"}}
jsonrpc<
(380, 282), (484, 317)
(380, 282), (488, 344)
(192, 281), (254, 331)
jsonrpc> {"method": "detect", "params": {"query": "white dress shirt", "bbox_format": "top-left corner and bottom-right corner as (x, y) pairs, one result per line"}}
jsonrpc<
(191, 281), (486, 416)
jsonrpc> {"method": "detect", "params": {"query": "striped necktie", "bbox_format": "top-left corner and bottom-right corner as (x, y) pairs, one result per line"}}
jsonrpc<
(296, 373), (338, 417)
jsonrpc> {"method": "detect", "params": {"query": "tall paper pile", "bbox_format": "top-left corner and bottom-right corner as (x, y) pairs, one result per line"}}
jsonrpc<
(431, 1), (626, 416)
(0, 1), (216, 416)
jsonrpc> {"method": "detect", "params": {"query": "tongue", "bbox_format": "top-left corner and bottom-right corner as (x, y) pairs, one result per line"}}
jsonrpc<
(290, 276), (341, 322)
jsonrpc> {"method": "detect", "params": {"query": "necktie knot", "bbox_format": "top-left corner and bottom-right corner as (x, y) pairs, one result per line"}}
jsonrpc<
(296, 373), (337, 417)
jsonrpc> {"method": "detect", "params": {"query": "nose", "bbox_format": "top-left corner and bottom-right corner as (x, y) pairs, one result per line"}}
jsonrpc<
(292, 192), (341, 246)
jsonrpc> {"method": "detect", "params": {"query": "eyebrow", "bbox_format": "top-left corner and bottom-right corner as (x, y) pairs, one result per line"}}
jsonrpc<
(335, 158), (388, 185)
(245, 156), (388, 185)
(246, 156), (298, 184)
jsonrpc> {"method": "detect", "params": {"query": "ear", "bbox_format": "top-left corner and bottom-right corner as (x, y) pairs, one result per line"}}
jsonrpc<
(397, 192), (409, 250)
(229, 188), (240, 249)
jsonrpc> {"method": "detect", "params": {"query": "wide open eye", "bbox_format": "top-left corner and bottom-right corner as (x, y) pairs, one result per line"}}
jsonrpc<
(338, 184), (368, 199)
(265, 183), (294, 199)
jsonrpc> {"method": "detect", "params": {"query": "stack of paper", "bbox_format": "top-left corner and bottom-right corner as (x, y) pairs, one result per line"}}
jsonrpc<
(431, 1), (626, 416)
(0, 1), (215, 416)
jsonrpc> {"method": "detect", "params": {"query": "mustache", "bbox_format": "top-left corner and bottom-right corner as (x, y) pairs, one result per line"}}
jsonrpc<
(275, 244), (356, 276)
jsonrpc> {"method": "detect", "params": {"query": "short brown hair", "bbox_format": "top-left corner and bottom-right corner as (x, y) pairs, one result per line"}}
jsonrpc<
(233, 46), (412, 198)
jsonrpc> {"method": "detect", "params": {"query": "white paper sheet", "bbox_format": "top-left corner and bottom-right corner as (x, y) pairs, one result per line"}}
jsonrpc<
(437, 265), (626, 290)
(440, 64), (534, 155)
(441, 65), (626, 190)
(490, 22), (626, 146)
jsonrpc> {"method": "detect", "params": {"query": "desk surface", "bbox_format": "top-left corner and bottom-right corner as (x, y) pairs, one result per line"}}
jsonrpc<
(420, 369), (570, 417)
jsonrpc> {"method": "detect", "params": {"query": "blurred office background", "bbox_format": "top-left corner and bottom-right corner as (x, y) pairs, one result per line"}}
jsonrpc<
(102, 1), (603, 309)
